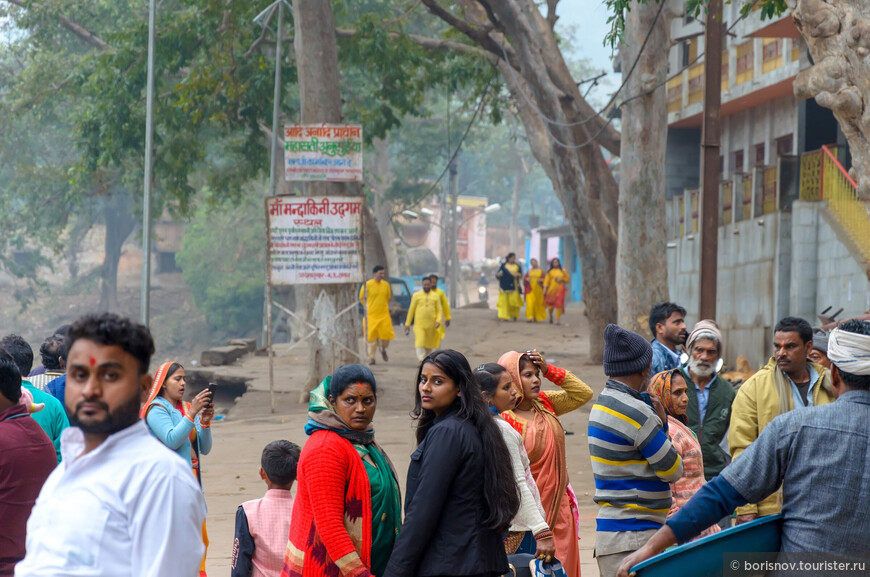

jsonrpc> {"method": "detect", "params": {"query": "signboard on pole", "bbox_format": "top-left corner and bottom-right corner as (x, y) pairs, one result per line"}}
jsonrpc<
(284, 123), (363, 182)
(266, 195), (364, 285)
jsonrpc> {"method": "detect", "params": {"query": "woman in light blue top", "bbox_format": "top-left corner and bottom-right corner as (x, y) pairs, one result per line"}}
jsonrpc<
(140, 361), (213, 476)
(141, 361), (215, 577)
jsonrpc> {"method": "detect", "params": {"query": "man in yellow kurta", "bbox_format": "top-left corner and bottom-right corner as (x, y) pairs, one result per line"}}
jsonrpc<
(404, 277), (443, 361)
(428, 274), (451, 347)
(359, 265), (394, 365)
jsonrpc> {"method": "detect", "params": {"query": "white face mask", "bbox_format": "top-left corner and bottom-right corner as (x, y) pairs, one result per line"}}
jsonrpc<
(689, 355), (716, 378)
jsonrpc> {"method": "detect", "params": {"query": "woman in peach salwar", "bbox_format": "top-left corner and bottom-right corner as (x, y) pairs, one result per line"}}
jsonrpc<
(499, 349), (593, 577)
(648, 369), (721, 538)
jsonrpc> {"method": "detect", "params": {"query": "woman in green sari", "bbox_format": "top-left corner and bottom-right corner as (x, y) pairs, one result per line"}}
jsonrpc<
(283, 364), (401, 577)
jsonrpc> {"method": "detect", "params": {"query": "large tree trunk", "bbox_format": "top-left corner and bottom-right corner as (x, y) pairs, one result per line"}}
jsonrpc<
(294, 0), (361, 394)
(98, 193), (136, 312)
(369, 137), (400, 274)
(789, 0), (870, 197)
(616, 2), (670, 336)
(363, 203), (389, 278)
(428, 0), (620, 361)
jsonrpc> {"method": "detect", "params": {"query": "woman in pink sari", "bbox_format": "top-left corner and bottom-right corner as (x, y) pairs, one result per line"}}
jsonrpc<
(499, 349), (593, 577)
(648, 369), (721, 538)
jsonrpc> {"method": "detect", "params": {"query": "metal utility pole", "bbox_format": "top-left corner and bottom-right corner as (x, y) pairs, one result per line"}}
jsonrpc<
(699, 0), (723, 320)
(268, 1), (284, 198)
(448, 157), (459, 309)
(265, 0), (284, 412)
(140, 0), (157, 326)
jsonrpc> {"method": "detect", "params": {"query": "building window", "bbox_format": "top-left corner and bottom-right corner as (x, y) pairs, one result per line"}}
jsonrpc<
(682, 41), (691, 68)
(685, 15), (694, 25)
(776, 134), (794, 155)
(720, 155), (724, 176)
(755, 143), (765, 166)
(734, 150), (744, 172)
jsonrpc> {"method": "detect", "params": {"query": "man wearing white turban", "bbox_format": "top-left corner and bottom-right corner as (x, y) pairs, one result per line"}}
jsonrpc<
(616, 318), (870, 577)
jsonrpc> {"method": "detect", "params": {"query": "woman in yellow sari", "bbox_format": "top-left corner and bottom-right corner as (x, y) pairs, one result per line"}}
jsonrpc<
(543, 258), (570, 325)
(524, 258), (547, 322)
(496, 252), (524, 321)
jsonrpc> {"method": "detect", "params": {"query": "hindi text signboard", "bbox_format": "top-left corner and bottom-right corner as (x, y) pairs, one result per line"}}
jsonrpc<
(284, 123), (363, 182)
(267, 196), (364, 285)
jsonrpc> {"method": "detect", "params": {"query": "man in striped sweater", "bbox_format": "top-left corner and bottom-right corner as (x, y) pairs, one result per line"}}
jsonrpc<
(589, 324), (684, 577)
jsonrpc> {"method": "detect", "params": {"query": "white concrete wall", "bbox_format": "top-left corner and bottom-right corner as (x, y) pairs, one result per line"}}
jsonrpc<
(791, 201), (870, 320)
(669, 201), (870, 370)
(668, 213), (782, 369)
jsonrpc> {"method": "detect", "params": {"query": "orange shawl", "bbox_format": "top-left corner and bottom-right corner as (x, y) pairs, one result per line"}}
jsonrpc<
(139, 361), (196, 443)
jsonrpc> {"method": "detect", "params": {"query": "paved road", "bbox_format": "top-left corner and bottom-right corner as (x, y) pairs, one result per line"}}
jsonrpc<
(201, 304), (607, 576)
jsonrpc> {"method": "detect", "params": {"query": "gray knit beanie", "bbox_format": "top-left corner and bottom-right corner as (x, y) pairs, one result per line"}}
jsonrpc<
(812, 328), (829, 355)
(603, 324), (653, 377)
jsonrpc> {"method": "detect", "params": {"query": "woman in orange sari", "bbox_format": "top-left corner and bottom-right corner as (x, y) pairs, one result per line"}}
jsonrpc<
(543, 258), (570, 325)
(499, 349), (593, 577)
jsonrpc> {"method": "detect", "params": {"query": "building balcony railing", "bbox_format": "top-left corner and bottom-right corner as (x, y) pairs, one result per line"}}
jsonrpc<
(799, 145), (870, 261)
(667, 155), (800, 239)
(667, 37), (801, 120)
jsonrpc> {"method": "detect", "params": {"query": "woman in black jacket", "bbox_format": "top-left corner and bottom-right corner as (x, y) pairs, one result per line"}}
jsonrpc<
(383, 349), (520, 577)
(496, 253), (524, 321)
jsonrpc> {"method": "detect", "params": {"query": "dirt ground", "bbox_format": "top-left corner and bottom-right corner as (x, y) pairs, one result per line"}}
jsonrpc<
(201, 303), (607, 576)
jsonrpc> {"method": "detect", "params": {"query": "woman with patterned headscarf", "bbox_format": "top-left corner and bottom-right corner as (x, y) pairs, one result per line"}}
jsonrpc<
(282, 364), (401, 577)
(647, 369), (721, 538)
(498, 349), (593, 577)
(141, 361), (215, 576)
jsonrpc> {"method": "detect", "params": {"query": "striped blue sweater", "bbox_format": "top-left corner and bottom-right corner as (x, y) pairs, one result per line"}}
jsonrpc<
(588, 380), (683, 554)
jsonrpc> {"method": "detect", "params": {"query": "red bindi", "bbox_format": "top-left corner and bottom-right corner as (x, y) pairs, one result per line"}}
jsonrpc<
(89, 357), (96, 366)
(357, 382), (364, 388)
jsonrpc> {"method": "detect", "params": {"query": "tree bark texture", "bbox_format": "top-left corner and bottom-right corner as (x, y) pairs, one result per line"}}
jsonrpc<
(369, 137), (400, 275)
(293, 0), (361, 394)
(428, 0), (619, 361)
(363, 202), (389, 279)
(98, 193), (136, 312)
(790, 0), (870, 197)
(616, 2), (670, 337)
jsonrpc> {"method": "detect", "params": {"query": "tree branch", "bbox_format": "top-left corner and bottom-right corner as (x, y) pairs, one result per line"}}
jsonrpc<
(546, 0), (559, 28)
(420, 0), (511, 61)
(272, 28), (498, 63)
(3, 0), (109, 51)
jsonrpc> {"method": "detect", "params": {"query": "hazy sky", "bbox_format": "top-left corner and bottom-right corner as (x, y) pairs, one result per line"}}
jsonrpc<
(557, 1), (620, 104)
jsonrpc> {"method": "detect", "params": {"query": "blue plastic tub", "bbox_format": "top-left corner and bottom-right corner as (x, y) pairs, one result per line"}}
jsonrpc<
(629, 514), (783, 577)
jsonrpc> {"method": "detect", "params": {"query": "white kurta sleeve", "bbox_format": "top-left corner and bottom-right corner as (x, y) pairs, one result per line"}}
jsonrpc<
(130, 464), (207, 577)
(499, 422), (550, 535)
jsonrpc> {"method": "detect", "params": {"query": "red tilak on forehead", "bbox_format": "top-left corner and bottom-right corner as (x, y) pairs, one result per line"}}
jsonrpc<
(89, 357), (96, 366)
(357, 382), (365, 388)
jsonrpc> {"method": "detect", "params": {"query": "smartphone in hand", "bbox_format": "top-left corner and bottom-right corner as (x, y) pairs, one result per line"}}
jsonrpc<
(205, 383), (218, 408)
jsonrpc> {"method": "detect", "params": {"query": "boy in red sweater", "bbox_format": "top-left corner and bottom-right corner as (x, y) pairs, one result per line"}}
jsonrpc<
(232, 440), (301, 577)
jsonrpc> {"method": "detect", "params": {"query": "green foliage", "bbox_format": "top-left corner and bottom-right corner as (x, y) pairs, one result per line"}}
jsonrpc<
(604, 0), (790, 50)
(175, 191), (265, 333)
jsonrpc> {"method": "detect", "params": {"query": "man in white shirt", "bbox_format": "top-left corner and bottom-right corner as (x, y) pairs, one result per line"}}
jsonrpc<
(16, 313), (207, 577)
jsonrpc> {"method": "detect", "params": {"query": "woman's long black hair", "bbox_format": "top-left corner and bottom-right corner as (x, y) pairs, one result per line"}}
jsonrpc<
(412, 350), (520, 534)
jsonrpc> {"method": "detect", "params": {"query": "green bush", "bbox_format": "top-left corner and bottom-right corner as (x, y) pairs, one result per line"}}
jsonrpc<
(176, 194), (265, 334)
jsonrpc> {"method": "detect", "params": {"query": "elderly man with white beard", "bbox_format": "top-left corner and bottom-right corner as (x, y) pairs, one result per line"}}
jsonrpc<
(677, 321), (735, 486)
